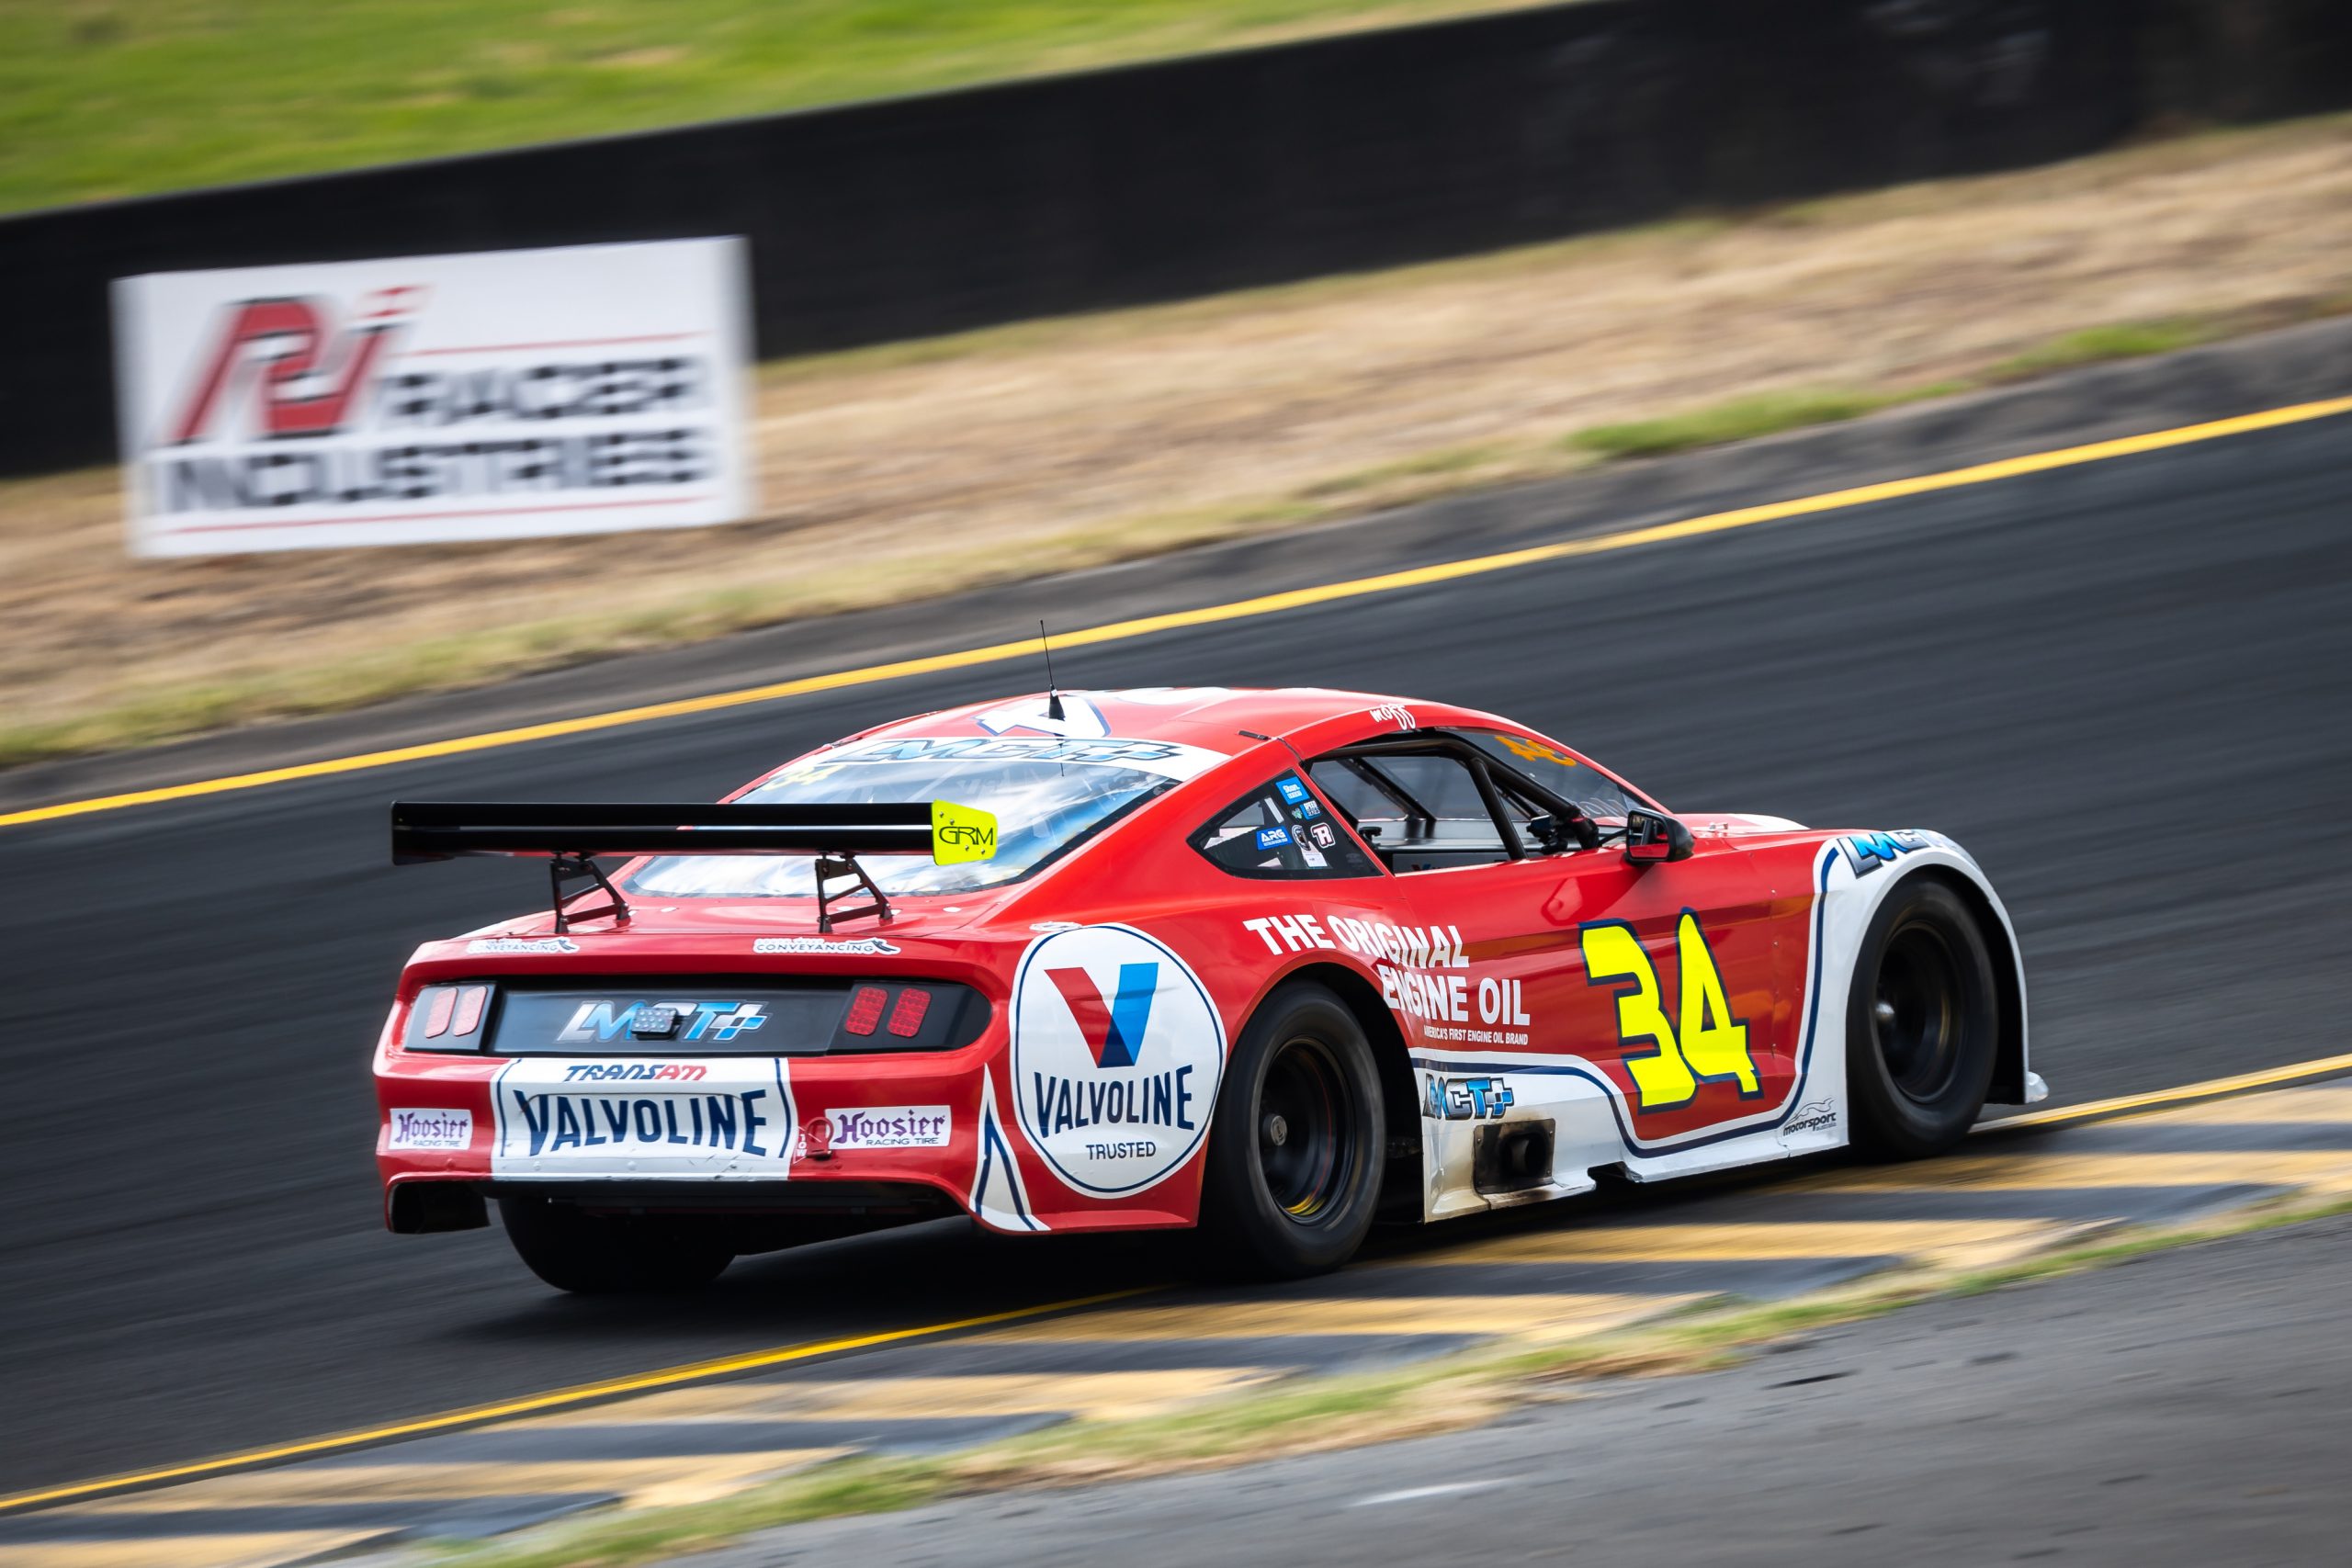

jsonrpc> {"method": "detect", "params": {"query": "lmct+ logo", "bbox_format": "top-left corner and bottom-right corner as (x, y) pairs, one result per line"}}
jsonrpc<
(557, 1000), (767, 1044)
(1046, 963), (1157, 1069)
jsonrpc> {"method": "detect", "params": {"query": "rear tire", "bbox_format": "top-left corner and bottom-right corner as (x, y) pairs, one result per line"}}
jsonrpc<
(1846, 877), (2000, 1158)
(499, 1194), (735, 1294)
(1198, 983), (1385, 1279)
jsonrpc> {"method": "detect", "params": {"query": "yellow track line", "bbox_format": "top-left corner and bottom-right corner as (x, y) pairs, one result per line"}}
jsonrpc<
(14, 1047), (2352, 1516)
(6, 391), (2349, 833)
(0, 1288), (1144, 1516)
(1979, 1051), (2352, 1133)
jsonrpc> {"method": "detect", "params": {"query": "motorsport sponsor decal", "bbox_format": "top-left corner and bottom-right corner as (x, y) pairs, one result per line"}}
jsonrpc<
(1238, 913), (1531, 1043)
(752, 936), (900, 956)
(1276, 776), (1309, 806)
(555, 999), (767, 1043)
(560, 1062), (709, 1082)
(800, 1105), (953, 1152)
(1781, 1098), (1839, 1138)
(1012, 924), (1224, 1197)
(388, 1108), (472, 1150)
(491, 1058), (791, 1173)
(1307, 821), (1337, 849)
(1255, 825), (1294, 851)
(1422, 1075), (1515, 1121)
(976, 693), (1110, 739)
(790, 733), (1227, 781)
(1493, 733), (1577, 766)
(1369, 703), (1418, 730)
(1838, 829), (1937, 876)
(467, 936), (578, 954)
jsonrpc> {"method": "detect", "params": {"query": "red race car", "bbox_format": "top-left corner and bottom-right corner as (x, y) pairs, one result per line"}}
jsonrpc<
(376, 687), (2038, 1289)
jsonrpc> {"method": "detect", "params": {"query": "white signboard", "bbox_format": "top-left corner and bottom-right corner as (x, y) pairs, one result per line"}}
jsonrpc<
(112, 238), (752, 557)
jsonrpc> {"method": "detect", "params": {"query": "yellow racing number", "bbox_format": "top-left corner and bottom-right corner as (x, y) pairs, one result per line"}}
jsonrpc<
(1579, 912), (1758, 1110)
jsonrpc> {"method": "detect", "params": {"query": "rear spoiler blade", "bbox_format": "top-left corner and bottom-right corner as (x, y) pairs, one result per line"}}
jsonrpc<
(390, 801), (998, 866)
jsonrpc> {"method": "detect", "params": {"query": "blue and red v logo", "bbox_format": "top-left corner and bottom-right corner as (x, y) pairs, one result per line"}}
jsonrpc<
(1046, 963), (1158, 1068)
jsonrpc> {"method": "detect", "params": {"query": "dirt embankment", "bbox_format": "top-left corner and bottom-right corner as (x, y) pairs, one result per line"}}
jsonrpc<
(3, 116), (2348, 762)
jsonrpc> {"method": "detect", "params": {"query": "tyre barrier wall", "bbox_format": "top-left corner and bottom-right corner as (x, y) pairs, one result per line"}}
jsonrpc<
(3, 0), (2346, 478)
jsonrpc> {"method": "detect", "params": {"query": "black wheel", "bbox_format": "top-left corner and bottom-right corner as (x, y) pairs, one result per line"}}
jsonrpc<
(1846, 877), (2000, 1157)
(1199, 983), (1385, 1278)
(499, 1194), (735, 1294)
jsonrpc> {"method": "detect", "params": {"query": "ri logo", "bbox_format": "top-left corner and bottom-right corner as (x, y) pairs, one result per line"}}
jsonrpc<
(1046, 964), (1158, 1068)
(166, 286), (424, 444)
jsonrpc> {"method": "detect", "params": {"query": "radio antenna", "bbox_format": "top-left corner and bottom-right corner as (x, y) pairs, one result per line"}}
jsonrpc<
(1039, 620), (1066, 721)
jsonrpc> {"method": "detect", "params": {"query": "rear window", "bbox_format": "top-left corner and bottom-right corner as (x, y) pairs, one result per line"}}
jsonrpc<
(628, 734), (1216, 898)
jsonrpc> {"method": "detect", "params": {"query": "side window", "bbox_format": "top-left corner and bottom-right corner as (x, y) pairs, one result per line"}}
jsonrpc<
(1463, 729), (1638, 823)
(1308, 752), (1513, 874)
(1192, 774), (1380, 879)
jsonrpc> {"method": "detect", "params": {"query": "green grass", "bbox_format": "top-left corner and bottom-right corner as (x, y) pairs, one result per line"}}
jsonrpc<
(1984, 319), (2218, 380)
(1565, 383), (1962, 460)
(0, 1), (1540, 215)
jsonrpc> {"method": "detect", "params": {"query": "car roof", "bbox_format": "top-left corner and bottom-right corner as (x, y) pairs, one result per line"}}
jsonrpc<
(842, 687), (1523, 757)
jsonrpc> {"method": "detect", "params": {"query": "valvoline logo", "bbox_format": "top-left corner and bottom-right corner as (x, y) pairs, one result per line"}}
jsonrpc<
(1012, 927), (1223, 1198)
(1046, 963), (1158, 1068)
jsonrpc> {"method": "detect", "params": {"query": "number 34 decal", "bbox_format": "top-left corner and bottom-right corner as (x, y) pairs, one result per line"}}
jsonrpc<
(1580, 912), (1759, 1111)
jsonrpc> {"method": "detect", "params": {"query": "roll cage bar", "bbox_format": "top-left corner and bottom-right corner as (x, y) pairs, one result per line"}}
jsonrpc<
(1315, 730), (1619, 863)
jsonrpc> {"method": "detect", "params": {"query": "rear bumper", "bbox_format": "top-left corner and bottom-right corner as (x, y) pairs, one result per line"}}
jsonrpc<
(378, 1042), (1000, 1224)
(384, 1175), (962, 1234)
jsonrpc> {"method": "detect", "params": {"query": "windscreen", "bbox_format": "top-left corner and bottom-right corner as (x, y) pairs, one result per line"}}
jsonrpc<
(627, 735), (1211, 898)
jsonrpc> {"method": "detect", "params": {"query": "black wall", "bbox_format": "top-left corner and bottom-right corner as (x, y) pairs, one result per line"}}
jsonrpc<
(5, 0), (2347, 478)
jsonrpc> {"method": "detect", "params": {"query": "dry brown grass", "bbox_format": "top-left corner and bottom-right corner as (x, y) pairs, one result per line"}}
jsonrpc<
(6, 115), (2351, 763)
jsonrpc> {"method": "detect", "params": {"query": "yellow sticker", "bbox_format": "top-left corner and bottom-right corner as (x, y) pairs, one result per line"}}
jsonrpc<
(931, 800), (999, 864)
(1496, 734), (1577, 766)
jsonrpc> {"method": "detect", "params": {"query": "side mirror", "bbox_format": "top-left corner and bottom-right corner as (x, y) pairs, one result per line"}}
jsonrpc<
(1623, 807), (1695, 866)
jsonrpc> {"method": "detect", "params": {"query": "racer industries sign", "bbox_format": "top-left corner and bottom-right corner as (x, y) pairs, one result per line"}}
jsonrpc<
(111, 238), (752, 556)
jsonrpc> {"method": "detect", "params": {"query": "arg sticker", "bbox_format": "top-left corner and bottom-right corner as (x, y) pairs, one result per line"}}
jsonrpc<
(1012, 925), (1225, 1197)
(388, 1108), (472, 1150)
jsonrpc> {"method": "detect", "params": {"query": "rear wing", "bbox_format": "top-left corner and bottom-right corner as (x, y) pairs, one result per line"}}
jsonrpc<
(390, 800), (996, 865)
(390, 799), (997, 932)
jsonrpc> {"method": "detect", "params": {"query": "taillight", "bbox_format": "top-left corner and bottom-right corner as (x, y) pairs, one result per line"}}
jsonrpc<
(888, 988), (931, 1037)
(843, 986), (888, 1036)
(404, 983), (496, 1051)
(826, 983), (973, 1051)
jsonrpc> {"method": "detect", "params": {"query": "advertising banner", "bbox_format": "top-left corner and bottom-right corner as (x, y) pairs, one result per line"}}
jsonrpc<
(112, 238), (752, 556)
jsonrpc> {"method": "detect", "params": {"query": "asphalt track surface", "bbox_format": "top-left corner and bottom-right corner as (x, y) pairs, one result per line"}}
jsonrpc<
(2, 400), (2348, 1496)
(719, 1211), (2352, 1568)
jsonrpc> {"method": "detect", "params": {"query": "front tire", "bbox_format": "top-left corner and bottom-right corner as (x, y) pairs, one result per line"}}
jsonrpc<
(1198, 983), (1385, 1278)
(1846, 877), (2000, 1158)
(499, 1194), (735, 1294)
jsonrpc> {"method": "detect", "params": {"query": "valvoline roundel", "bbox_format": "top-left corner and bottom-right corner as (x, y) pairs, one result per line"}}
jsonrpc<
(1012, 925), (1226, 1197)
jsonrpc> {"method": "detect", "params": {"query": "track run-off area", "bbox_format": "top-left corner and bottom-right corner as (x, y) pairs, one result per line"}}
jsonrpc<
(1, 393), (2347, 1549)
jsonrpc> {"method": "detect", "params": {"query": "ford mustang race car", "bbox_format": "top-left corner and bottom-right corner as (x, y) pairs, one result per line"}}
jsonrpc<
(376, 686), (2039, 1290)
